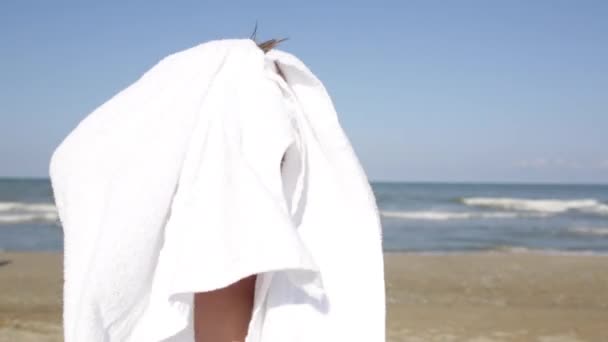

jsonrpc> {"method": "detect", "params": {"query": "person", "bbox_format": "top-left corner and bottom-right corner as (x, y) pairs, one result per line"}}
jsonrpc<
(50, 37), (385, 342)
(193, 39), (287, 342)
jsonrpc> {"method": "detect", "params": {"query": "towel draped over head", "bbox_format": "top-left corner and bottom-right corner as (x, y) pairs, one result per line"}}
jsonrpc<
(50, 39), (385, 342)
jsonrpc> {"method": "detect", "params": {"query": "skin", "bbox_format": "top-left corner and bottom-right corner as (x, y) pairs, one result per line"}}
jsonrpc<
(194, 275), (257, 342)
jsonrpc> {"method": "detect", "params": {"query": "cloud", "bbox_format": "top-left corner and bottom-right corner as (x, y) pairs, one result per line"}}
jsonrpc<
(516, 158), (608, 171)
(515, 158), (582, 169)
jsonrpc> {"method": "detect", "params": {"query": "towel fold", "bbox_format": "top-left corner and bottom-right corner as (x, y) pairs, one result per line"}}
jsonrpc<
(50, 39), (385, 342)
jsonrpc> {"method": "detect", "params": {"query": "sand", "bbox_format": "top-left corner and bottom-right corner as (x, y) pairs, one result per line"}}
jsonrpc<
(385, 253), (608, 342)
(0, 253), (62, 342)
(1, 252), (607, 342)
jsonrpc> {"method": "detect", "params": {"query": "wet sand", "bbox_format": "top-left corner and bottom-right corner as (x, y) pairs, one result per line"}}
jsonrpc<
(1, 252), (607, 341)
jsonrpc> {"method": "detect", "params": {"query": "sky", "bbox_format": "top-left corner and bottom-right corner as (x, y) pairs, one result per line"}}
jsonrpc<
(1, 1), (607, 183)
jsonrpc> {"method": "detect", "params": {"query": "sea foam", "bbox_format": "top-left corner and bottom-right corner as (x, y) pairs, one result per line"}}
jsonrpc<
(567, 227), (608, 237)
(461, 197), (608, 216)
(0, 201), (58, 224)
(380, 210), (526, 220)
(0, 212), (59, 224)
(0, 202), (57, 212)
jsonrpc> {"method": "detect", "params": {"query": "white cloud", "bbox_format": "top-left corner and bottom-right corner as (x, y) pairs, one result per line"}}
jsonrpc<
(516, 158), (582, 169)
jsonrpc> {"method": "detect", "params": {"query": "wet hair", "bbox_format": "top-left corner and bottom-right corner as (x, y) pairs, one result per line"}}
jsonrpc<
(250, 23), (287, 53)
(257, 38), (287, 53)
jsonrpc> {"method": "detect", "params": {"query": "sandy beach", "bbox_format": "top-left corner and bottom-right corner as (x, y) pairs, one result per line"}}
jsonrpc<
(1, 252), (607, 342)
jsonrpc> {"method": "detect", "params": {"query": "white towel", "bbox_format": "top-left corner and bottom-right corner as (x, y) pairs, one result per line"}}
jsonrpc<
(50, 39), (385, 342)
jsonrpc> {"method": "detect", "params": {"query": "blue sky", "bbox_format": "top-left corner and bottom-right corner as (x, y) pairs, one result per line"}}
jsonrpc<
(1, 1), (607, 183)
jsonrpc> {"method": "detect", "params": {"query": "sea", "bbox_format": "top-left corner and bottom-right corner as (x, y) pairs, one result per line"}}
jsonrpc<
(1, 178), (607, 254)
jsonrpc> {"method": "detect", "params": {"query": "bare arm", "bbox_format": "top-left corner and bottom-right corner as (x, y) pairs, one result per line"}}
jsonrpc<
(194, 275), (256, 342)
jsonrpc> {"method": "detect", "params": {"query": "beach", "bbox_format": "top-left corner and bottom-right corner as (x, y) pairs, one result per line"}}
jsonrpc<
(0, 252), (62, 342)
(1, 252), (607, 341)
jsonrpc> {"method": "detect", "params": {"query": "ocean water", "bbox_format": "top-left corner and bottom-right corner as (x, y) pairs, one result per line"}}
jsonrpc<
(1, 178), (607, 253)
(0, 178), (61, 251)
(376, 182), (608, 253)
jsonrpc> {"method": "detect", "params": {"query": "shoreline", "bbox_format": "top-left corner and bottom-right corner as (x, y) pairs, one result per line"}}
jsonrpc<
(3, 248), (608, 256)
(2, 252), (608, 341)
(388, 248), (608, 256)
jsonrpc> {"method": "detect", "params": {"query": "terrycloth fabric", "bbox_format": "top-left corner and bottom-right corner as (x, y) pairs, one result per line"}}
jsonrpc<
(49, 39), (385, 342)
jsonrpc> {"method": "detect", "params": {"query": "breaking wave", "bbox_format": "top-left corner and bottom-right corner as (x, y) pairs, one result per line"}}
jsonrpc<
(0, 202), (57, 212)
(380, 210), (530, 221)
(485, 246), (603, 255)
(567, 227), (608, 237)
(0, 201), (58, 224)
(461, 197), (608, 216)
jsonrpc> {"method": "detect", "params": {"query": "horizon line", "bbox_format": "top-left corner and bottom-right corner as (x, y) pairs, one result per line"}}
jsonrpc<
(1, 176), (607, 187)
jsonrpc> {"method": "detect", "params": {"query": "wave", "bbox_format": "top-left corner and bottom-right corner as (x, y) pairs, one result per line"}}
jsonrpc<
(0, 212), (59, 224)
(461, 197), (608, 216)
(484, 246), (604, 256)
(0, 202), (57, 212)
(0, 201), (58, 225)
(567, 227), (608, 237)
(380, 210), (530, 221)
(400, 246), (606, 256)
